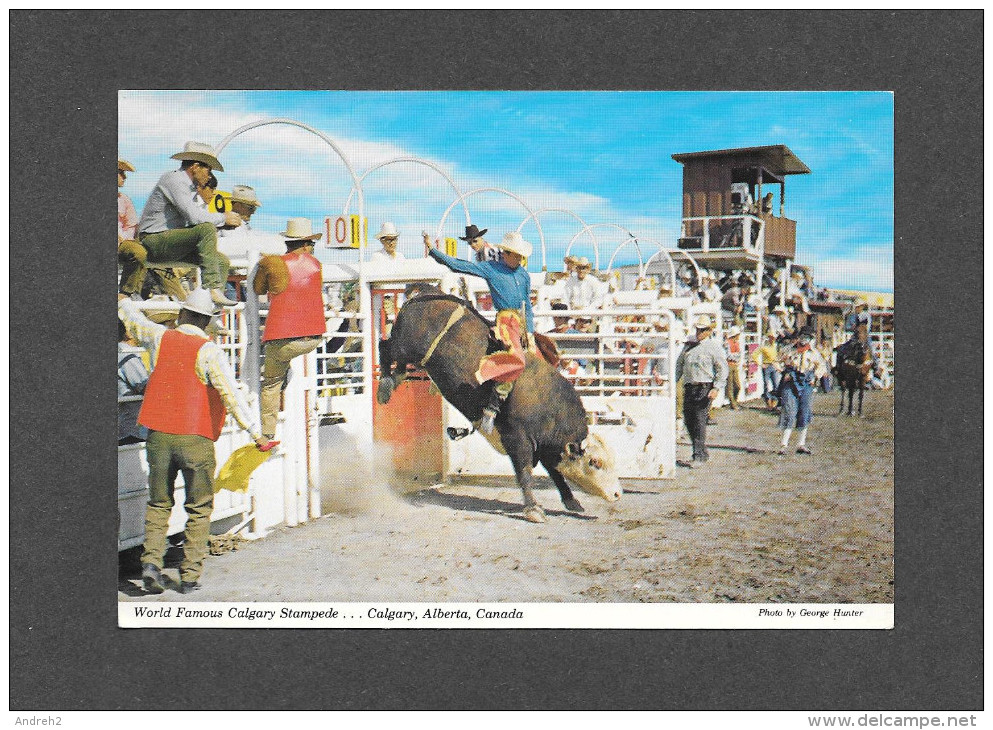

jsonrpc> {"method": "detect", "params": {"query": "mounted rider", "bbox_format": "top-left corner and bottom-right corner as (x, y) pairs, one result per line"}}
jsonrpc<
(424, 230), (534, 434)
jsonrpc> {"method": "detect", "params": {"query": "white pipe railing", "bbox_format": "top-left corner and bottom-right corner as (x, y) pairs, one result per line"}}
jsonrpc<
(434, 187), (547, 270)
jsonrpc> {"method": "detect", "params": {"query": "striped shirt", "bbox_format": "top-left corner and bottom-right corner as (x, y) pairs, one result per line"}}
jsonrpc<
(118, 299), (262, 440)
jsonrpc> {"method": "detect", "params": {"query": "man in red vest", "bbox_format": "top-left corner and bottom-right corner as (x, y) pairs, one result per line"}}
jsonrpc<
(118, 290), (271, 594)
(253, 218), (327, 439)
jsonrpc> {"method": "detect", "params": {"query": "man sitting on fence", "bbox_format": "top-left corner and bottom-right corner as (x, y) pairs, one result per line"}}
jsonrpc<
(120, 141), (243, 306)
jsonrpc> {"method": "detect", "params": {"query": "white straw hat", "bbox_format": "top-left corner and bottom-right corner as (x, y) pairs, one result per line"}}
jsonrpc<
(375, 222), (400, 240)
(118, 158), (135, 172)
(170, 141), (224, 172)
(229, 185), (261, 207)
(280, 217), (322, 241)
(181, 289), (217, 317)
(693, 314), (715, 330)
(497, 231), (532, 258)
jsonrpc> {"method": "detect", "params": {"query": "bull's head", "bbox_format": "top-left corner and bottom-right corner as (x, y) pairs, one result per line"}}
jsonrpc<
(557, 433), (621, 502)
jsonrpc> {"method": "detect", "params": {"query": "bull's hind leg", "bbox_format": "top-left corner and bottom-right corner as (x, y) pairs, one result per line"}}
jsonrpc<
(539, 453), (583, 512)
(857, 384), (865, 417)
(504, 431), (546, 523)
(838, 385), (846, 415)
(375, 338), (410, 404)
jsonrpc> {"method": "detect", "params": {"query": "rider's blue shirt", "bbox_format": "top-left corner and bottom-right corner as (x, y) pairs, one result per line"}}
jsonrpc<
(428, 248), (535, 332)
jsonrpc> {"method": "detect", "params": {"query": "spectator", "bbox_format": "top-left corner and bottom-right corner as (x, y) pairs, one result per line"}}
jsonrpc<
(721, 275), (745, 323)
(724, 325), (743, 410)
(123, 141), (242, 306)
(197, 172), (219, 207)
(776, 330), (828, 455)
(118, 319), (149, 445)
(564, 257), (604, 310)
(845, 299), (870, 335)
(645, 317), (674, 387)
(752, 331), (781, 410)
(460, 224), (499, 263)
(768, 304), (794, 340)
(675, 269), (695, 298)
(118, 159), (139, 243)
(118, 289), (269, 595)
(698, 272), (722, 303)
(254, 218), (329, 440)
(674, 314), (728, 468)
(369, 222), (406, 263)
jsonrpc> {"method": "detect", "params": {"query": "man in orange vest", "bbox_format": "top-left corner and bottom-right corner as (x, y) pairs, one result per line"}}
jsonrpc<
(253, 218), (327, 440)
(118, 289), (271, 594)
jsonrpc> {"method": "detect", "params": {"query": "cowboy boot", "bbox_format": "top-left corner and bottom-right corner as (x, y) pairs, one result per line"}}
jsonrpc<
(480, 381), (512, 435)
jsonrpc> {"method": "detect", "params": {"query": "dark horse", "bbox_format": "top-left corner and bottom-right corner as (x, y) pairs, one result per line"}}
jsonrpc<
(833, 337), (877, 417)
(376, 286), (620, 523)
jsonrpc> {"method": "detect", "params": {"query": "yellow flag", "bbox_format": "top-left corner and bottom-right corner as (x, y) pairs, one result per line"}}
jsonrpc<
(214, 443), (273, 494)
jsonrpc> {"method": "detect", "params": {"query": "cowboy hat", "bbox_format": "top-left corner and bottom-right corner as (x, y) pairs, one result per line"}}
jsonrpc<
(459, 224), (488, 241)
(497, 231), (532, 258)
(374, 222), (400, 241)
(118, 158), (135, 172)
(693, 314), (715, 330)
(575, 256), (592, 269)
(170, 141), (224, 172)
(229, 185), (261, 207)
(727, 325), (741, 337)
(280, 217), (322, 241)
(181, 288), (217, 317)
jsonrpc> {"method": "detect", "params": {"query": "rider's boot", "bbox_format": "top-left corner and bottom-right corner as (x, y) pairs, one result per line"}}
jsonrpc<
(480, 381), (512, 435)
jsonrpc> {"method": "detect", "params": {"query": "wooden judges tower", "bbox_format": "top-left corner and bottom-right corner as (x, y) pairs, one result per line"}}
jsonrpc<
(673, 144), (811, 274)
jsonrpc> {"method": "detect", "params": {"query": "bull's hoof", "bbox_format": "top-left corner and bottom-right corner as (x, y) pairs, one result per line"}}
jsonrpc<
(376, 377), (394, 405)
(523, 505), (547, 523)
(562, 497), (585, 513)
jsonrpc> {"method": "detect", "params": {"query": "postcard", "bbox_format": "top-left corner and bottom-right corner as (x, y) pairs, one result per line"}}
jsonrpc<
(117, 90), (894, 629)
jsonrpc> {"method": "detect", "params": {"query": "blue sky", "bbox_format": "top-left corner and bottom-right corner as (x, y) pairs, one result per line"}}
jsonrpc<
(119, 90), (893, 291)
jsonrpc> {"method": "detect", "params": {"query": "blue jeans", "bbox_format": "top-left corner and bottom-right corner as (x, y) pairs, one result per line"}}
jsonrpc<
(762, 366), (781, 404)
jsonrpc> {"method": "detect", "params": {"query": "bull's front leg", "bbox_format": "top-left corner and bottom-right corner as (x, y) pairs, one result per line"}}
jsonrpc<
(539, 453), (583, 512)
(504, 430), (546, 523)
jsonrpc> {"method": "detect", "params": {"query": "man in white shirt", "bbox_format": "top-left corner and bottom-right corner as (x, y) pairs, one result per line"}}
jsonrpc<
(369, 222), (407, 264)
(564, 257), (604, 310)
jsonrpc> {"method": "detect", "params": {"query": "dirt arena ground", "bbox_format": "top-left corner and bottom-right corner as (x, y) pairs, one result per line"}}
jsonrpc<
(119, 390), (893, 604)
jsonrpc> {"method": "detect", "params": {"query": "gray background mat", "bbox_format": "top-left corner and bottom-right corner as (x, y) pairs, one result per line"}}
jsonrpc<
(9, 9), (982, 711)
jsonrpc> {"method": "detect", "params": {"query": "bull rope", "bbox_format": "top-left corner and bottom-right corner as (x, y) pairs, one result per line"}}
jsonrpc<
(420, 306), (467, 367)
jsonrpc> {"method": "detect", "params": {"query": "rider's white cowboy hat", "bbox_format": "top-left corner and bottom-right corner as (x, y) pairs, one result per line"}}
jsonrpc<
(374, 222), (400, 240)
(181, 289), (218, 317)
(230, 185), (261, 207)
(170, 141), (224, 172)
(727, 326), (741, 337)
(118, 159), (135, 172)
(280, 217), (322, 241)
(497, 231), (532, 258)
(575, 256), (592, 269)
(693, 314), (715, 330)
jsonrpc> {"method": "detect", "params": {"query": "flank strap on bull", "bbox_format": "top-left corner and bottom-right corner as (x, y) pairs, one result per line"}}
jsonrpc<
(420, 305), (467, 367)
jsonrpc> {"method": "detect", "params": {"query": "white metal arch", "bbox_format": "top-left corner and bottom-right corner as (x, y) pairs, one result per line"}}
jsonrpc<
(564, 223), (642, 270)
(641, 244), (679, 290)
(342, 156), (471, 226)
(516, 208), (598, 260)
(605, 237), (660, 279)
(436, 188), (547, 270)
(215, 118), (366, 241)
(667, 248), (702, 284)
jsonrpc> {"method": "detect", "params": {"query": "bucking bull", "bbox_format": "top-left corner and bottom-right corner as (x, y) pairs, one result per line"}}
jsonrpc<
(376, 285), (621, 523)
